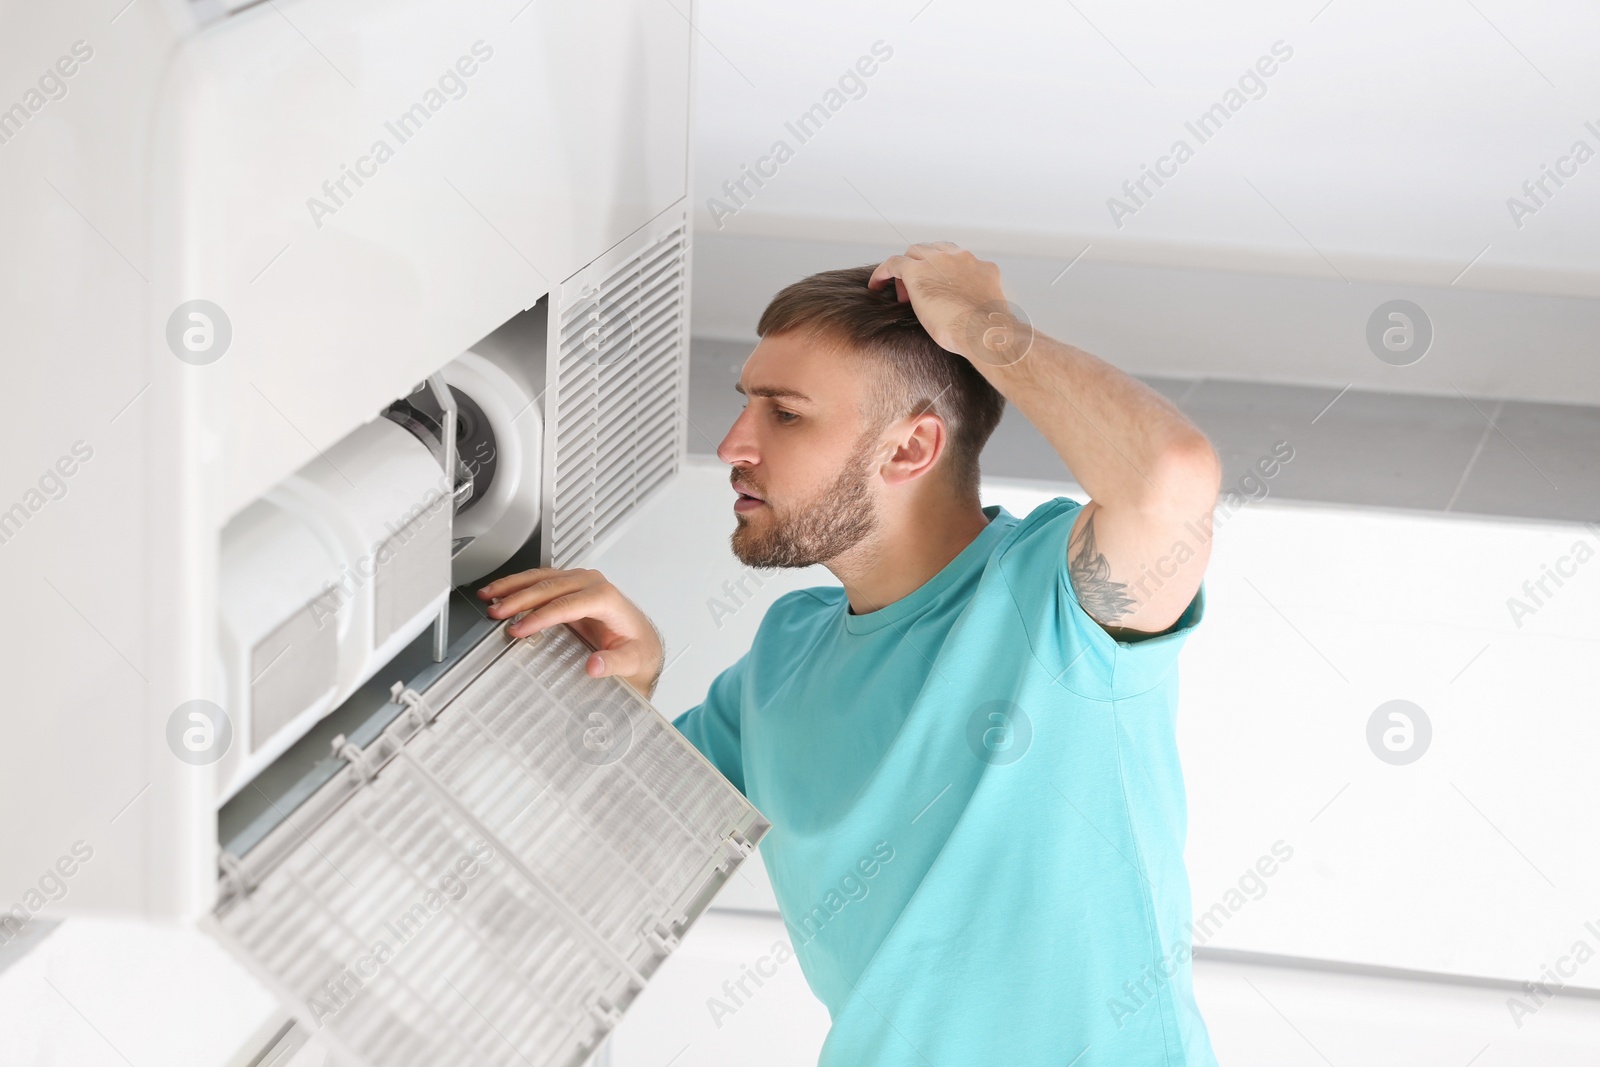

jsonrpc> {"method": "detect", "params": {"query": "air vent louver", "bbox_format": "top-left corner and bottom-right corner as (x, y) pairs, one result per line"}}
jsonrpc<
(546, 219), (688, 567)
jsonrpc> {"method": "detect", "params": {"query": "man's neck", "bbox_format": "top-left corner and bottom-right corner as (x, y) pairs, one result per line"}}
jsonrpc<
(829, 497), (991, 616)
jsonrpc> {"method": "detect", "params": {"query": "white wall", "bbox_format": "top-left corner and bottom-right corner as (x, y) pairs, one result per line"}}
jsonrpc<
(690, 231), (1600, 408)
(606, 909), (1600, 1066)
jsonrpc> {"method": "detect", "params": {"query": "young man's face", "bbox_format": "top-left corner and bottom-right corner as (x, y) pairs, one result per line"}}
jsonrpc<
(716, 332), (886, 569)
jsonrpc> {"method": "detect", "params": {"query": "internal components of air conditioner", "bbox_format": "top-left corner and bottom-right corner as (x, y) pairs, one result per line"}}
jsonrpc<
(217, 341), (545, 800)
(217, 416), (453, 800)
(386, 350), (544, 586)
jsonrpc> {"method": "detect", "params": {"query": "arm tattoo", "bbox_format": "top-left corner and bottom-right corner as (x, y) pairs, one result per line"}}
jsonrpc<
(1068, 512), (1139, 625)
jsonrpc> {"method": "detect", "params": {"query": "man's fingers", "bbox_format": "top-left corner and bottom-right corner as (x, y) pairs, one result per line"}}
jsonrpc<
(473, 566), (661, 696)
(505, 588), (624, 638)
(484, 572), (592, 620)
(906, 241), (961, 258)
(867, 254), (911, 291)
(874, 242), (964, 285)
(868, 256), (918, 304)
(584, 643), (648, 680)
(478, 567), (584, 600)
(871, 245), (967, 298)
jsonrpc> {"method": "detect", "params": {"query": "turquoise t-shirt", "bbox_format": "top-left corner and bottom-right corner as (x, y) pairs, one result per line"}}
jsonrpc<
(672, 497), (1218, 1066)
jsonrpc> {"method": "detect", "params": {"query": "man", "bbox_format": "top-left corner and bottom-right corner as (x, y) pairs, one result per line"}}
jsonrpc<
(478, 242), (1223, 1065)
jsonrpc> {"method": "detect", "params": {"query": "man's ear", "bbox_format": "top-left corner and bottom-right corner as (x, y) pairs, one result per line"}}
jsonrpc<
(879, 411), (946, 488)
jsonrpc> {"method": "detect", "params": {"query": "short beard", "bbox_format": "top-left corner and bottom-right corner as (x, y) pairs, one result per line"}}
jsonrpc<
(730, 432), (881, 569)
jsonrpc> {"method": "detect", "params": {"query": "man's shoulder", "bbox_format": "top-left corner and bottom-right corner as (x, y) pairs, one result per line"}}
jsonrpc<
(754, 585), (844, 631)
(764, 585), (845, 619)
(740, 586), (840, 663)
(991, 494), (1085, 560)
(1014, 493), (1086, 529)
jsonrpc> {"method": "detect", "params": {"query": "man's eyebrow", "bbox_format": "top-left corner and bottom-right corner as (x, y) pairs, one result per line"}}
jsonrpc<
(734, 383), (813, 403)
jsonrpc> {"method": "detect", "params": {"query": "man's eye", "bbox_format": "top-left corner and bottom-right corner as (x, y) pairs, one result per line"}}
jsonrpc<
(774, 410), (798, 423)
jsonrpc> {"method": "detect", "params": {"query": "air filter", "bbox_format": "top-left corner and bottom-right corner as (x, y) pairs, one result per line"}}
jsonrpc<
(209, 622), (766, 1067)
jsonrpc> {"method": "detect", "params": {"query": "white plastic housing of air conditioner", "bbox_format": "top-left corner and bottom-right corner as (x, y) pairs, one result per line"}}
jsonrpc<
(0, 0), (699, 926)
(1, 0), (709, 1060)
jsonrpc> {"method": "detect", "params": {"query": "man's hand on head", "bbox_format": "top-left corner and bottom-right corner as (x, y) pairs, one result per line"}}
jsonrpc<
(477, 567), (665, 699)
(867, 242), (1029, 365)
(870, 249), (1220, 639)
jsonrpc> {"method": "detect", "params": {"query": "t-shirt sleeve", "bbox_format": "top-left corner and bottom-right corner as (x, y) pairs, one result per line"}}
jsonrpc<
(670, 651), (750, 795)
(998, 495), (1205, 701)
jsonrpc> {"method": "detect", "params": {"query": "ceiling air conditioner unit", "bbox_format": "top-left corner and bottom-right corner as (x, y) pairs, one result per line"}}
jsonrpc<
(0, 0), (747, 1063)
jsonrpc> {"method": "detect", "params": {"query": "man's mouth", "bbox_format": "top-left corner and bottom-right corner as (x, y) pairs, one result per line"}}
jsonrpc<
(733, 481), (766, 511)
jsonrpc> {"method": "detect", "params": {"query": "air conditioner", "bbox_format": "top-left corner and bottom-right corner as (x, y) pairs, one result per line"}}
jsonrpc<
(0, 1), (761, 1064)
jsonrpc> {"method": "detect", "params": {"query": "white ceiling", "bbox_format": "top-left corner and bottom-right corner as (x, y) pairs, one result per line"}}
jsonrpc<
(691, 0), (1600, 295)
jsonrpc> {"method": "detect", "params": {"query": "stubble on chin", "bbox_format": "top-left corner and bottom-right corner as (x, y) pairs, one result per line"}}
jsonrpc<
(730, 440), (880, 570)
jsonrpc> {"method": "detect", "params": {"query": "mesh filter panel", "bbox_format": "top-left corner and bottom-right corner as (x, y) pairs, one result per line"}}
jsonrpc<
(213, 624), (765, 1067)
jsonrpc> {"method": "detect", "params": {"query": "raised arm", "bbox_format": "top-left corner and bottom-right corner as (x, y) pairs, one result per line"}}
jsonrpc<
(869, 243), (1221, 637)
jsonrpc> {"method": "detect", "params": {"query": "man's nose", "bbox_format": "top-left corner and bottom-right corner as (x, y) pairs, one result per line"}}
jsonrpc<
(716, 406), (757, 466)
